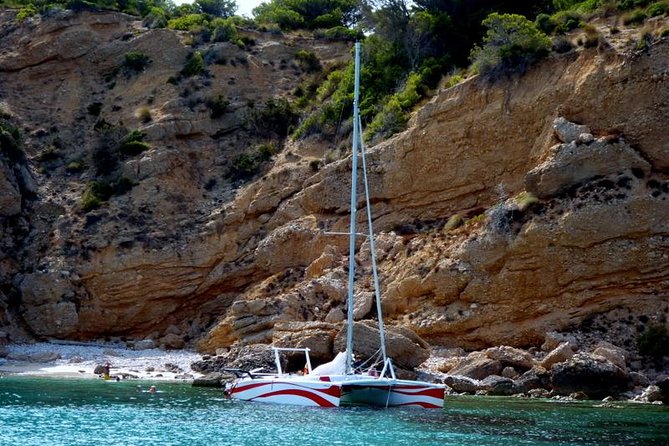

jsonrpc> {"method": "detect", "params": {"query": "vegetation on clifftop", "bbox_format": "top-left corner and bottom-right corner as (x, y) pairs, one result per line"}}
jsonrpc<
(2, 0), (667, 145)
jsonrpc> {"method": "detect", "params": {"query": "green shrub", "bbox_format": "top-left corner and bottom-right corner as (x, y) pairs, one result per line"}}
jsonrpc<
(622, 9), (648, 24)
(123, 51), (151, 71)
(0, 120), (22, 163)
(143, 7), (168, 29)
(536, 13), (558, 34)
(37, 147), (60, 162)
(229, 152), (259, 180)
(119, 140), (150, 156)
(255, 141), (278, 161)
(471, 13), (552, 80)
(206, 95), (229, 118)
(581, 23), (602, 47)
(211, 18), (238, 42)
(228, 141), (280, 181)
(119, 130), (149, 156)
(646, 1), (669, 16)
(444, 214), (463, 231)
(617, 0), (653, 10)
(316, 26), (363, 41)
(365, 96), (406, 141)
(248, 98), (298, 138)
(637, 324), (669, 358)
(552, 10), (583, 33)
(553, 35), (575, 52)
(295, 49), (322, 72)
(168, 14), (209, 31)
(135, 106), (152, 123)
(17, 4), (37, 22)
(181, 51), (205, 77)
(81, 180), (113, 211)
(114, 176), (135, 195)
(66, 159), (85, 173)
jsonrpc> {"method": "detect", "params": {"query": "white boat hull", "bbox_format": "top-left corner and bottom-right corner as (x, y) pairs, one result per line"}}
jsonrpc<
(230, 377), (342, 407)
(229, 375), (444, 409)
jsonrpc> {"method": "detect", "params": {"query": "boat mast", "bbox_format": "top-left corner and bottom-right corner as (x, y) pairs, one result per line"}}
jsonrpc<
(345, 42), (362, 375)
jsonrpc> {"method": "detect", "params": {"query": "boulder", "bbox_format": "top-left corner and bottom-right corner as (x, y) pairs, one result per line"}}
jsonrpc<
(133, 339), (156, 350)
(446, 352), (503, 380)
(550, 353), (630, 398)
(160, 333), (186, 350)
(192, 344), (278, 374)
(353, 291), (374, 320)
(541, 342), (575, 369)
(629, 371), (650, 388)
(656, 376), (669, 404)
(480, 375), (516, 396)
(333, 321), (430, 370)
(592, 342), (627, 370)
(525, 139), (651, 198)
(324, 308), (345, 323)
(553, 117), (591, 144)
(272, 321), (337, 362)
(514, 366), (550, 394)
(192, 372), (236, 388)
(636, 385), (664, 403)
(527, 388), (551, 398)
(484, 346), (535, 371)
(444, 375), (481, 393)
(542, 332), (577, 352)
(502, 366), (519, 379)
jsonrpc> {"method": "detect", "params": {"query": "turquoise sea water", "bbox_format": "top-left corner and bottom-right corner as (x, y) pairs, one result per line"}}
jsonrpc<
(0, 377), (668, 446)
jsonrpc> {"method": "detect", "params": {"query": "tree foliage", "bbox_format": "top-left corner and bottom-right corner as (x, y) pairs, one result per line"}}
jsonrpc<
(253, 0), (360, 30)
(195, 0), (236, 17)
(470, 13), (552, 79)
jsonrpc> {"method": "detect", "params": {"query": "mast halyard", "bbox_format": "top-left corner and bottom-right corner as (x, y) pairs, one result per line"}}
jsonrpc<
(359, 114), (388, 365)
(344, 42), (362, 375)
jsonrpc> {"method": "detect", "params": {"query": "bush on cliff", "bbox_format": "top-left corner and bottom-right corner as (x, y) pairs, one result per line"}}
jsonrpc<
(0, 119), (23, 164)
(638, 324), (669, 359)
(181, 51), (206, 77)
(123, 51), (151, 71)
(118, 129), (149, 156)
(471, 13), (552, 80)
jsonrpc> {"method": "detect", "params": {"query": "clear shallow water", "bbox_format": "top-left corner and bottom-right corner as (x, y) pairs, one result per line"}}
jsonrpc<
(0, 377), (667, 446)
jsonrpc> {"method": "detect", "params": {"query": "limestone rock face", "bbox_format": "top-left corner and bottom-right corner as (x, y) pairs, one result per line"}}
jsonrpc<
(0, 8), (668, 371)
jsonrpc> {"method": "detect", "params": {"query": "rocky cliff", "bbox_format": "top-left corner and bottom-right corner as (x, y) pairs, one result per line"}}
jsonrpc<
(0, 10), (667, 372)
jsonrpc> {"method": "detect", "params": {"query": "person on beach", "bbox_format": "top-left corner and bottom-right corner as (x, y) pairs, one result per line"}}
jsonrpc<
(102, 362), (111, 380)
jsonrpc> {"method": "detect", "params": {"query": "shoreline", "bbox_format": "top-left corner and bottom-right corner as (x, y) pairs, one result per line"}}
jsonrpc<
(0, 341), (204, 382)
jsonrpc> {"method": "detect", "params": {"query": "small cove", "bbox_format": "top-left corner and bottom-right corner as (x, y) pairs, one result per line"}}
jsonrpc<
(1, 377), (667, 446)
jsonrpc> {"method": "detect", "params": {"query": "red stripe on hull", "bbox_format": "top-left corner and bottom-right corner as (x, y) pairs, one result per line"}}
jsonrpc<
(392, 387), (445, 399)
(251, 388), (339, 407)
(232, 381), (340, 398)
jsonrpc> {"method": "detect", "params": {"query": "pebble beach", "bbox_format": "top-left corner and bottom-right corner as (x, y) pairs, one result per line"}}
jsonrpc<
(0, 341), (204, 381)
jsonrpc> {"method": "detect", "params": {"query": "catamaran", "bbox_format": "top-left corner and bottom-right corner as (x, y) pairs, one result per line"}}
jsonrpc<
(227, 42), (445, 408)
